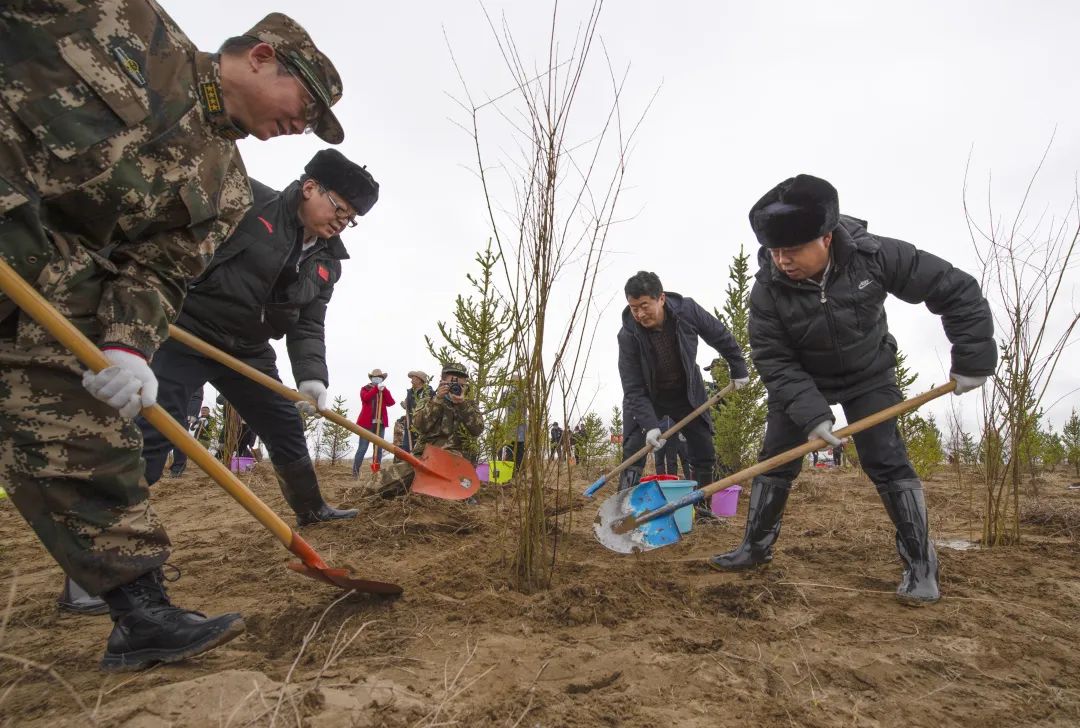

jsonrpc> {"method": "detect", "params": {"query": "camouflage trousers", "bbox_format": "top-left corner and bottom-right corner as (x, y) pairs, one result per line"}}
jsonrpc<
(377, 461), (415, 498)
(0, 207), (170, 596)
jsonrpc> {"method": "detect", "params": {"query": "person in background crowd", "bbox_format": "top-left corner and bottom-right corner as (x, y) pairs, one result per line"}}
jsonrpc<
(549, 421), (564, 460)
(377, 363), (483, 497)
(168, 388), (206, 478)
(404, 370), (435, 452)
(354, 368), (395, 476)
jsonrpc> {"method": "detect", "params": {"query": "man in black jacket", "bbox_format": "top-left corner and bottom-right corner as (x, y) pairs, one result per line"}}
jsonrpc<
(709, 174), (995, 606)
(617, 272), (750, 504)
(138, 149), (378, 525)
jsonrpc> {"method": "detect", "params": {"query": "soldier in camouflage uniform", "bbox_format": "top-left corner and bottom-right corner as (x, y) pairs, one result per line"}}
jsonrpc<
(0, 2), (344, 671)
(378, 362), (484, 497)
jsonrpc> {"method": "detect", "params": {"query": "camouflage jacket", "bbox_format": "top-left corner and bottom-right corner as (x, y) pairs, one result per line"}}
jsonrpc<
(0, 0), (251, 356)
(411, 396), (484, 456)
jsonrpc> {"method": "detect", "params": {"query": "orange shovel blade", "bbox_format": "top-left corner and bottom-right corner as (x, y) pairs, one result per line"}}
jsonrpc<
(410, 445), (481, 500)
(287, 562), (404, 595)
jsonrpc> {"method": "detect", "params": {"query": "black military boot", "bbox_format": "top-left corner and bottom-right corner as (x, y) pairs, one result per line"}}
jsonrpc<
(57, 576), (108, 616)
(877, 479), (940, 606)
(274, 456), (358, 527)
(708, 475), (791, 571)
(100, 568), (245, 672)
(617, 465), (643, 493)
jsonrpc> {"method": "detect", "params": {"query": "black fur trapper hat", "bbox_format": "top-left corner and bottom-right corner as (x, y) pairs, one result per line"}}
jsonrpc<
(304, 149), (379, 216)
(749, 174), (839, 248)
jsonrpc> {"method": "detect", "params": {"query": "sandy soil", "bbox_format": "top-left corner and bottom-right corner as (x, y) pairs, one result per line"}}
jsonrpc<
(1, 461), (1078, 727)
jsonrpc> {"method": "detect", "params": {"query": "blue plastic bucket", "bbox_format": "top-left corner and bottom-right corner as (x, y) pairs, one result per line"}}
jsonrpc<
(655, 479), (697, 534)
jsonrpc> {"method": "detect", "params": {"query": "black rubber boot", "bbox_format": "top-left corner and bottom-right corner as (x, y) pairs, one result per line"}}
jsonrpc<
(877, 479), (940, 606)
(100, 568), (245, 672)
(57, 576), (108, 616)
(616, 465), (642, 493)
(708, 475), (791, 571)
(274, 456), (358, 527)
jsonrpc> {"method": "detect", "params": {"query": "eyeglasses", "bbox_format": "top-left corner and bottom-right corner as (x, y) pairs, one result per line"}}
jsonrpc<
(318, 186), (358, 228)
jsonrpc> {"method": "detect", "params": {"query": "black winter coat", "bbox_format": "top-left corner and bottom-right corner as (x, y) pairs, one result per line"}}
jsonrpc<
(749, 215), (996, 435)
(176, 179), (347, 385)
(618, 292), (748, 433)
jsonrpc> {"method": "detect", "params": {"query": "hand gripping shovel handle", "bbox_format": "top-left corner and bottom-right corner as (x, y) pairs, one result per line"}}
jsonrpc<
(612, 380), (957, 534)
(168, 325), (431, 478)
(584, 383), (736, 497)
(0, 259), (348, 581)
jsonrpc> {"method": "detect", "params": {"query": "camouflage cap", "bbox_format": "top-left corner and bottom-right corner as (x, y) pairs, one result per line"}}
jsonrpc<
(441, 362), (469, 378)
(243, 13), (344, 144)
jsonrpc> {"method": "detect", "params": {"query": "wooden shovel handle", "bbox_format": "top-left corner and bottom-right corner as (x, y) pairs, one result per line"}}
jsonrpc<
(0, 259), (314, 559)
(584, 383), (735, 497)
(168, 325), (428, 474)
(695, 380), (957, 500)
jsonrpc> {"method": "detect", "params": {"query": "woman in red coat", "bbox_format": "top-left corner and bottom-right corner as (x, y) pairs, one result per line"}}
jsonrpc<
(353, 368), (395, 477)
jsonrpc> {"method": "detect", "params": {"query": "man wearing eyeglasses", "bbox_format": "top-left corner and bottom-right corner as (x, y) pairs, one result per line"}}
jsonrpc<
(135, 148), (378, 523)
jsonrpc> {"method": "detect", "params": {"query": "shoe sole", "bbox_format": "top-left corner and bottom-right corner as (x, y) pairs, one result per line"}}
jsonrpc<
(99, 617), (246, 673)
(706, 559), (772, 573)
(895, 593), (940, 607)
(57, 601), (109, 617)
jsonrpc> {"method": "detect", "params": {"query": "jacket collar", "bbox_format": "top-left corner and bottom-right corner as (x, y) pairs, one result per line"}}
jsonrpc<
(755, 215), (871, 287)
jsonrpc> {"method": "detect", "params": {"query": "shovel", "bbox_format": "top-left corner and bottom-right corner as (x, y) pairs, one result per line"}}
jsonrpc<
(583, 383), (736, 497)
(0, 258), (401, 595)
(168, 325), (480, 500)
(371, 387), (384, 474)
(594, 381), (956, 553)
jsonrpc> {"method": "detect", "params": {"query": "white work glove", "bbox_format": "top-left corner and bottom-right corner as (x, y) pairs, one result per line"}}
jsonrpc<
(732, 377), (751, 390)
(81, 348), (158, 418)
(951, 371), (987, 396)
(645, 427), (667, 450)
(808, 420), (846, 447)
(295, 379), (328, 415)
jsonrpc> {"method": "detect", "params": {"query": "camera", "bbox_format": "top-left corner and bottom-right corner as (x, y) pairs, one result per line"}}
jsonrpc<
(448, 382), (463, 396)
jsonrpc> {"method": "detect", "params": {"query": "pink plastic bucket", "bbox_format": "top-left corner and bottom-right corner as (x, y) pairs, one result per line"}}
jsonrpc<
(710, 484), (742, 516)
(476, 462), (490, 482)
(230, 456), (255, 473)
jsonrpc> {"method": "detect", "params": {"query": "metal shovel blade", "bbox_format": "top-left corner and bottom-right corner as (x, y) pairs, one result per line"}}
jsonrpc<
(593, 481), (682, 554)
(287, 562), (404, 595)
(410, 445), (481, 500)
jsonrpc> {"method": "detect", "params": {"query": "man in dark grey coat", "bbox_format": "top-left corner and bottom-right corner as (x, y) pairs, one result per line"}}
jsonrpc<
(709, 174), (995, 606)
(617, 272), (750, 505)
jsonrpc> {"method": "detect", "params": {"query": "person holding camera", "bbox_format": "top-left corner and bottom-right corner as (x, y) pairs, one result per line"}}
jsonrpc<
(377, 362), (484, 497)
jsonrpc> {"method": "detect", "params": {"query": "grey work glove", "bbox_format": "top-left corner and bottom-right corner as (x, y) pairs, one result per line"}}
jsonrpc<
(950, 371), (987, 396)
(645, 427), (667, 450)
(81, 348), (158, 418)
(296, 380), (328, 415)
(732, 377), (751, 390)
(808, 420), (846, 447)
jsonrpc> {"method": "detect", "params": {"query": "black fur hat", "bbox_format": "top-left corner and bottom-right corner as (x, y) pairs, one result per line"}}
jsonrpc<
(304, 149), (379, 216)
(749, 174), (839, 248)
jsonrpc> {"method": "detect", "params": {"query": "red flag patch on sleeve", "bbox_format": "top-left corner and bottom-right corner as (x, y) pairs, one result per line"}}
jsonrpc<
(317, 265), (330, 282)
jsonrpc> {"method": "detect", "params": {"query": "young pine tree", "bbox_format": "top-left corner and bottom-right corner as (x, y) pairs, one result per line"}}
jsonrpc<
(317, 395), (353, 465)
(711, 245), (767, 474)
(609, 405), (623, 464)
(425, 239), (514, 460)
(1063, 409), (1080, 477)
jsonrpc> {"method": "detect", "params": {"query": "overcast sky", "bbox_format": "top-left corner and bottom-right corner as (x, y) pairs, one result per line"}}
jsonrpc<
(164, 0), (1080, 448)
